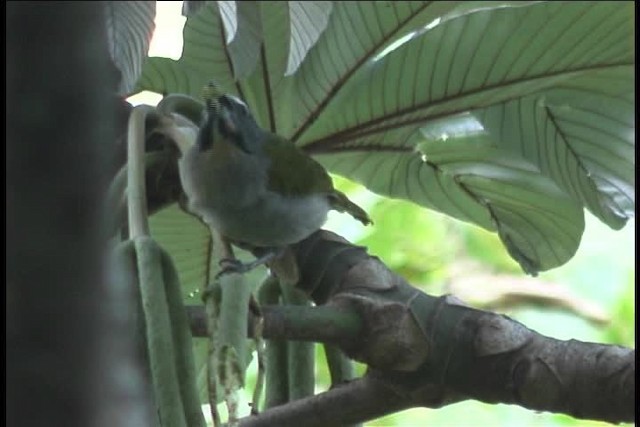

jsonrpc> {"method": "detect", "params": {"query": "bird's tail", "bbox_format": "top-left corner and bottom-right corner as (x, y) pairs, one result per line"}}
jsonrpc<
(330, 191), (373, 226)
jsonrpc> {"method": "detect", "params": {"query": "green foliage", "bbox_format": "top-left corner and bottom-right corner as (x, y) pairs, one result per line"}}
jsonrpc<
(461, 226), (522, 274)
(132, 2), (634, 425)
(360, 198), (454, 284)
(605, 277), (635, 347)
(136, 1), (634, 275)
(106, 1), (156, 94)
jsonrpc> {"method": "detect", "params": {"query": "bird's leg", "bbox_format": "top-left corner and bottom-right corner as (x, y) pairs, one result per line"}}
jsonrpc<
(216, 246), (286, 278)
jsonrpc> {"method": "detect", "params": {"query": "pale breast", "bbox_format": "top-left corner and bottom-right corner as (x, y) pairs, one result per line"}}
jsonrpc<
(205, 191), (331, 247)
(179, 143), (329, 247)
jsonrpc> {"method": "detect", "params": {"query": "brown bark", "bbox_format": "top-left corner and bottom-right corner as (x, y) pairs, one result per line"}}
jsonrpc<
(188, 230), (635, 425)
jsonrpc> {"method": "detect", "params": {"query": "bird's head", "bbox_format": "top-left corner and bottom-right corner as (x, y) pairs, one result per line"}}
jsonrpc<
(197, 82), (263, 154)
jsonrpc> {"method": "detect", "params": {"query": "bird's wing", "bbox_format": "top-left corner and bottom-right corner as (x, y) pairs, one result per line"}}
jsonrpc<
(265, 134), (373, 226)
(264, 135), (335, 197)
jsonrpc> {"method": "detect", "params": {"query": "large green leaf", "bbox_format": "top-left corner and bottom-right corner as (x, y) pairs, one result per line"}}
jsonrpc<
(135, 1), (333, 130)
(135, 2), (514, 130)
(475, 67), (634, 229)
(137, 57), (211, 97)
(136, 1), (634, 274)
(218, 1), (263, 79)
(315, 131), (585, 274)
(135, 3), (238, 100)
(285, 1), (334, 76)
(301, 1), (634, 273)
(283, 1), (526, 138)
(298, 2), (633, 145)
(149, 204), (212, 303)
(423, 139), (584, 274)
(105, 1), (156, 95)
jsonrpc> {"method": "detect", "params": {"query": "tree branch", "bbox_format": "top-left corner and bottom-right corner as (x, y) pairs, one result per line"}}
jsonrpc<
(187, 230), (634, 425)
(237, 375), (425, 427)
(187, 304), (363, 344)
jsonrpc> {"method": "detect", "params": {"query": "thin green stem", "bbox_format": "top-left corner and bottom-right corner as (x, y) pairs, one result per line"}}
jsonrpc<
(127, 105), (156, 238)
(159, 248), (206, 427)
(156, 93), (204, 124)
(324, 344), (356, 386)
(281, 285), (315, 401)
(135, 237), (187, 427)
(257, 277), (289, 409)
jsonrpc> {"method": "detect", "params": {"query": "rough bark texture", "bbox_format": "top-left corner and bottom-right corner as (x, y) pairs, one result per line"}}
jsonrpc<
(188, 230), (635, 425)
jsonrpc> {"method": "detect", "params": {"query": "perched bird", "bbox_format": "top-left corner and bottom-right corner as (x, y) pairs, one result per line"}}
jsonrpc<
(178, 83), (372, 278)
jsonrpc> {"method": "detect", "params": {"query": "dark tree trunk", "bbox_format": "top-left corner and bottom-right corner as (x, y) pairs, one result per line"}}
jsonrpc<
(7, 2), (147, 426)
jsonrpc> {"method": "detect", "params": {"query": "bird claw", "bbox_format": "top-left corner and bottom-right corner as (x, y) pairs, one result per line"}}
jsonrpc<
(215, 258), (252, 278)
(215, 247), (288, 279)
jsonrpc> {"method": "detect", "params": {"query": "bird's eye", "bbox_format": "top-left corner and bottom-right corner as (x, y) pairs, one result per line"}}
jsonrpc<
(219, 95), (233, 109)
(217, 94), (251, 120)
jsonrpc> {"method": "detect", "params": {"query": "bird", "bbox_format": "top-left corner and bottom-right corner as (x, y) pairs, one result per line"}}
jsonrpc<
(177, 82), (372, 279)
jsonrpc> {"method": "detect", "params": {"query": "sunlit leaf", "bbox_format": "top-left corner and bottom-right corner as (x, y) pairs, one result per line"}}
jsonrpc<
(217, 1), (237, 44)
(285, 1), (333, 76)
(303, 2), (633, 273)
(315, 148), (494, 229)
(136, 57), (210, 96)
(105, 1), (156, 95)
(135, 3), (239, 99)
(222, 1), (263, 79)
(299, 2), (633, 145)
(475, 67), (634, 230)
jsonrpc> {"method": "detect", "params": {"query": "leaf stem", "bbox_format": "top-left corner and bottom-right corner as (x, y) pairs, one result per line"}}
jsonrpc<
(127, 105), (156, 238)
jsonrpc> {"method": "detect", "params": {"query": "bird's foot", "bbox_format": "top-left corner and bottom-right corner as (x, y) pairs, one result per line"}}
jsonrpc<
(216, 258), (254, 278)
(215, 248), (286, 279)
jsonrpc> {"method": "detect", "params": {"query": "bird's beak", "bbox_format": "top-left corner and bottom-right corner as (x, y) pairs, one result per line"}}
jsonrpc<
(202, 82), (224, 108)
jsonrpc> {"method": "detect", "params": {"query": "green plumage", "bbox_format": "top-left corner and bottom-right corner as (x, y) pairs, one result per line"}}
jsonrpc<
(264, 135), (334, 196)
(197, 82), (372, 228)
(264, 135), (372, 226)
(179, 84), (373, 276)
